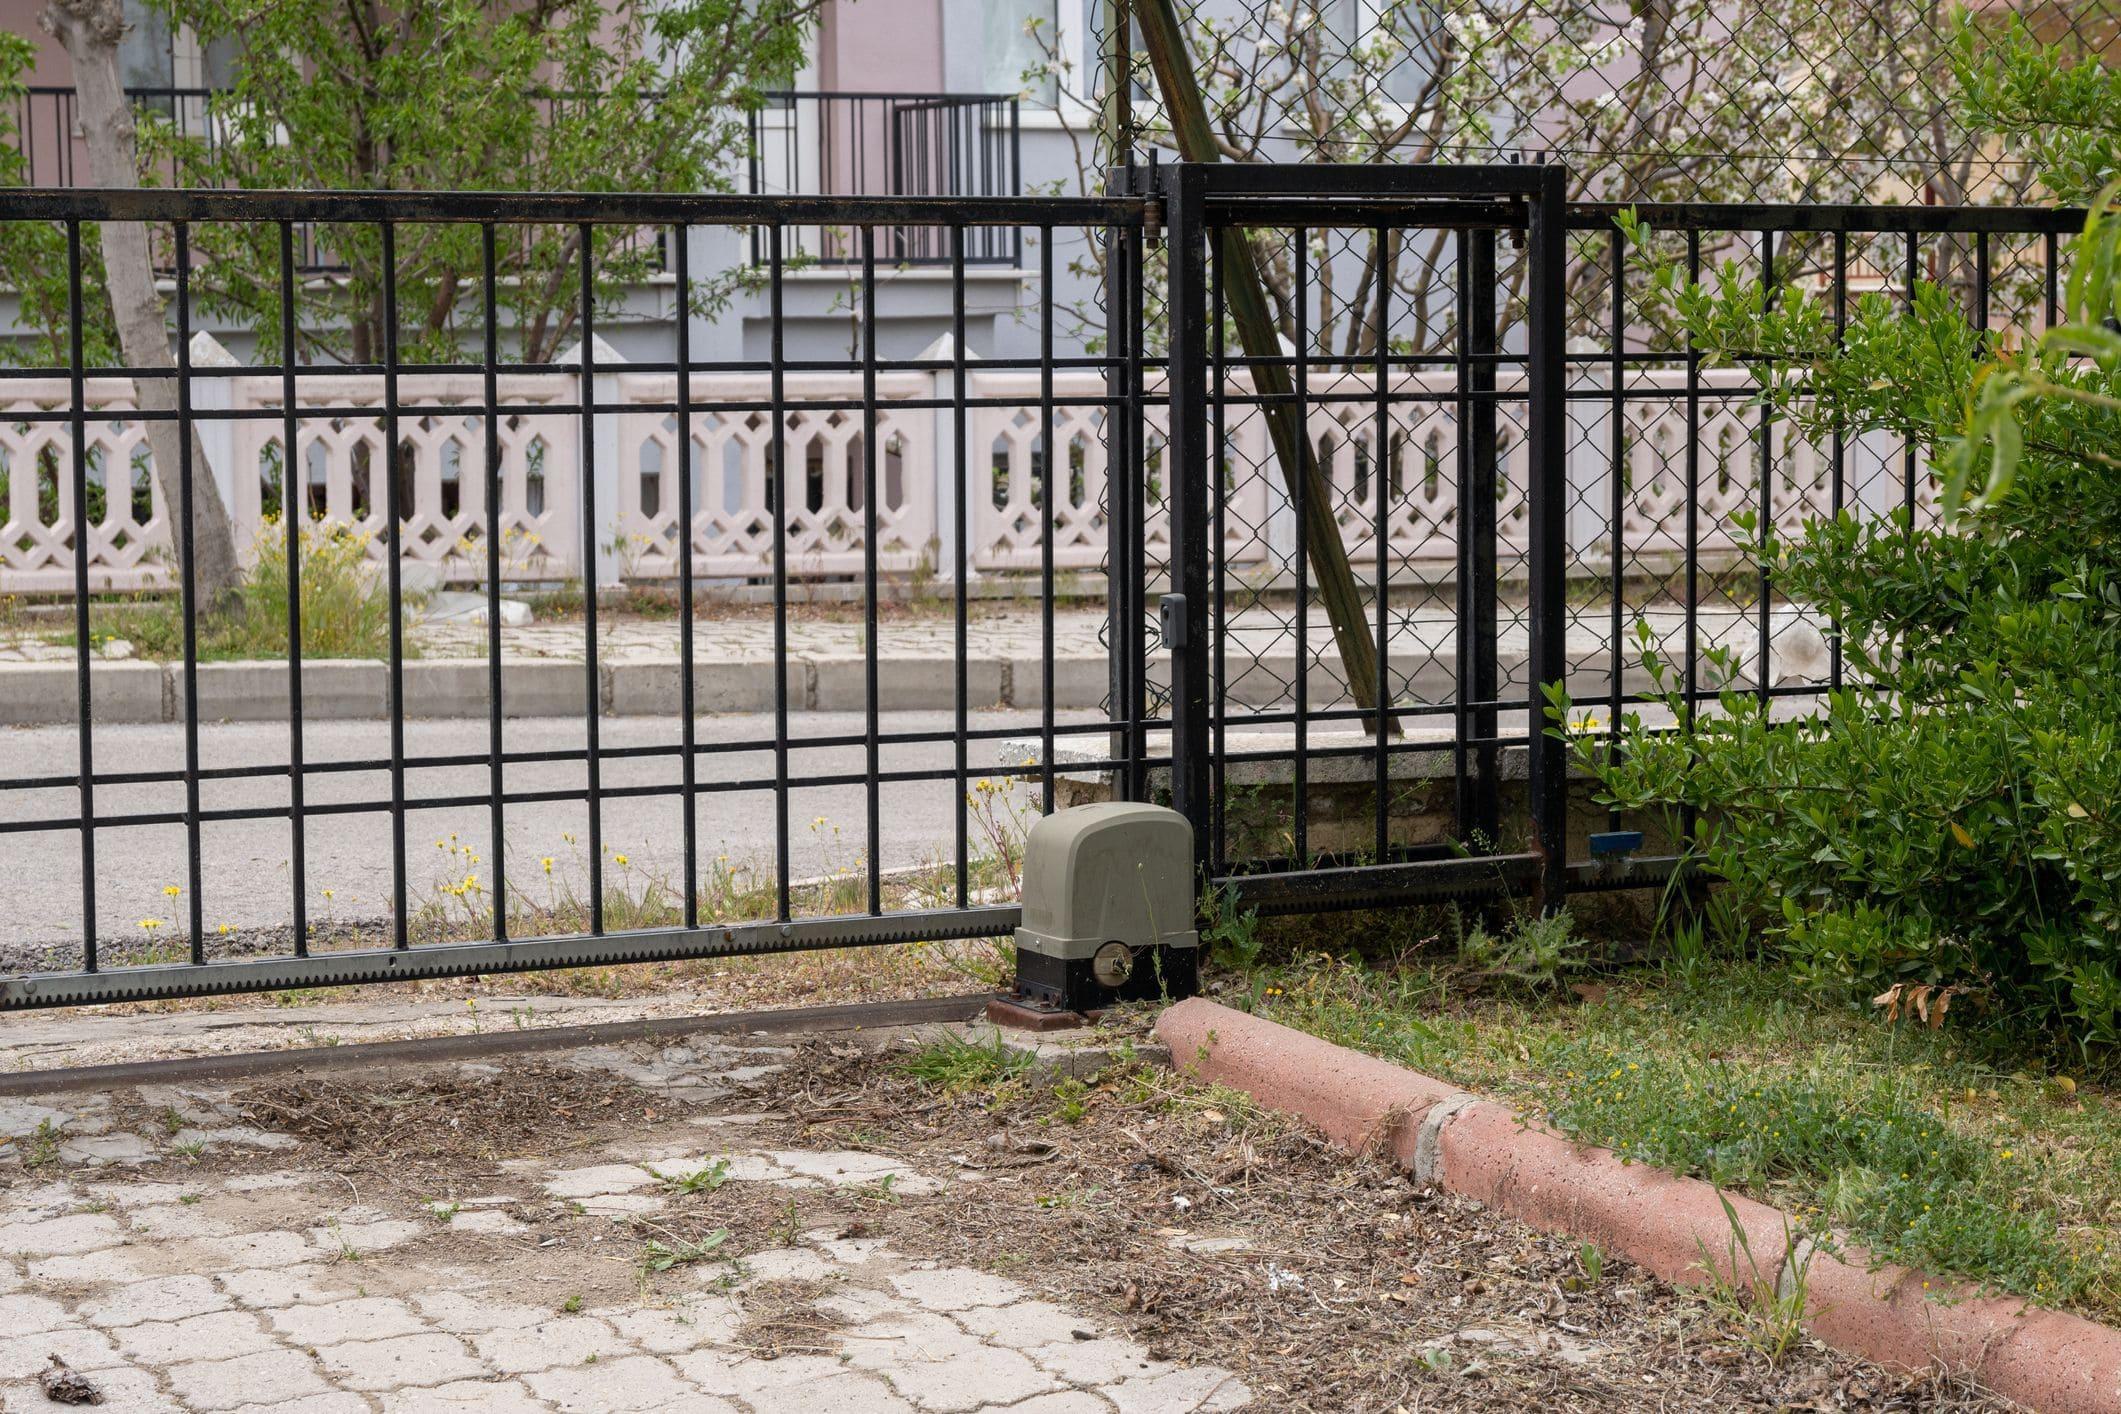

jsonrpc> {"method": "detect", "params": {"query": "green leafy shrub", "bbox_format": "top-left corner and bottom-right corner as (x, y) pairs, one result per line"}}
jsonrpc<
(1570, 22), (2121, 1054)
(66, 517), (412, 661)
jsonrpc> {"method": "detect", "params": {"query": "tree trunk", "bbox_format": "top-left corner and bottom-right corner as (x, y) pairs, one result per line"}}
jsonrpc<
(40, 0), (245, 609)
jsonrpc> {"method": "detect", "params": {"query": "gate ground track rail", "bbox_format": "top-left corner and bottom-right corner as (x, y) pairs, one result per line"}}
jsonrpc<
(1, 854), (1586, 1010)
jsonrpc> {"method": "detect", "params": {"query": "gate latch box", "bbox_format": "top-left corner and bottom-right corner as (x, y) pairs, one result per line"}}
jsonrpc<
(1013, 801), (1198, 1010)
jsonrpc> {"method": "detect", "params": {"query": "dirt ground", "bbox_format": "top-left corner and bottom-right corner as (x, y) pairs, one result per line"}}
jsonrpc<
(0, 1011), (2018, 1413)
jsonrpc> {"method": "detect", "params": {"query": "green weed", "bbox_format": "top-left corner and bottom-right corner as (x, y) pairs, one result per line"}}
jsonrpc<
(897, 1032), (1033, 1093)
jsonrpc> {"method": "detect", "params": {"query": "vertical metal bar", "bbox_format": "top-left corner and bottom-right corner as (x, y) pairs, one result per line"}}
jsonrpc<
(1524, 165), (1571, 910)
(66, 220), (97, 970)
(1103, 0), (1133, 164)
(1828, 228), (1846, 693)
(1209, 214), (1228, 874)
(1010, 104), (1024, 267)
(1452, 229), (1475, 840)
(1683, 229), (1701, 716)
(578, 224), (604, 934)
(1104, 211), (1129, 785)
(1107, 211), (1145, 798)
(2045, 229), (2061, 327)
(1039, 225), (1057, 813)
(674, 224), (699, 929)
(1162, 167), (1211, 879)
(861, 224), (881, 916)
(1904, 232), (1919, 519)
(1374, 222), (1393, 863)
(951, 225), (969, 907)
(1291, 225), (1309, 864)
(1607, 228), (1625, 818)
(1975, 230), (1991, 331)
(383, 220), (409, 949)
(280, 221), (308, 955)
(770, 223), (792, 921)
(1127, 217), (1148, 800)
(480, 224), (508, 941)
(175, 221), (205, 960)
(1756, 229), (1773, 707)
(1467, 227), (1500, 848)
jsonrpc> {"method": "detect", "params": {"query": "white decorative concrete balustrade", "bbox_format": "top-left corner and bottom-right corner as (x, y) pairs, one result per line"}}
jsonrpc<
(0, 336), (1934, 595)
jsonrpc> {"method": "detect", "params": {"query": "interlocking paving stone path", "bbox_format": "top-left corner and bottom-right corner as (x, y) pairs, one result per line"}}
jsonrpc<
(0, 1042), (1250, 1414)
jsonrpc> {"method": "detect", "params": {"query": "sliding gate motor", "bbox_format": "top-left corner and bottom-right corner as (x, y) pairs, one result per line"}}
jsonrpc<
(1013, 801), (1199, 1011)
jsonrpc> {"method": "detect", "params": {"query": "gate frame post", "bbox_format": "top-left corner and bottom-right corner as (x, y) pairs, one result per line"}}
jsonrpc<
(1460, 227), (1502, 851)
(1158, 162), (1213, 890)
(1104, 173), (1149, 802)
(1524, 162), (1572, 912)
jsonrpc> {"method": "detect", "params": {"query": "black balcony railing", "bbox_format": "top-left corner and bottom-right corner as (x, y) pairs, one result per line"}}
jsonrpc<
(744, 91), (1023, 267)
(12, 85), (1021, 273)
(13, 86), (229, 188)
(11, 85), (358, 270)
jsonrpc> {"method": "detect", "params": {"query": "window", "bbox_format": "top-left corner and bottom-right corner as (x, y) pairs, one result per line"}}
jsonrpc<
(987, 0), (1054, 95)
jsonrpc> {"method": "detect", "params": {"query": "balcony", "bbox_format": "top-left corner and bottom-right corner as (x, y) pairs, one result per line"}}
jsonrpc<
(743, 92), (1023, 268)
(13, 86), (1022, 275)
(13, 85), (226, 188)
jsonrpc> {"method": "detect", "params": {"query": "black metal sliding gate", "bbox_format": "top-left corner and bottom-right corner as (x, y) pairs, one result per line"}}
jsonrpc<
(1148, 161), (1571, 917)
(0, 185), (1163, 1008)
(0, 169), (1569, 1010)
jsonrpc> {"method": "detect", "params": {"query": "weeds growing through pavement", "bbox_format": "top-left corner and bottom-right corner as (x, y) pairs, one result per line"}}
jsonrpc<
(1697, 1197), (1817, 1367)
(897, 1032), (1035, 1094)
(650, 1158), (732, 1196)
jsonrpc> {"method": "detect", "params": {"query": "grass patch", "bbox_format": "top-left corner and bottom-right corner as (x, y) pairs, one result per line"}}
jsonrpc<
(46, 519), (418, 662)
(898, 1031), (1035, 1093)
(1244, 947), (2121, 1320)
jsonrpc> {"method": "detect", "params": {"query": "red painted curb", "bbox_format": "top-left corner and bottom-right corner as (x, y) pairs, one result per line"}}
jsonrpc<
(1156, 996), (1459, 1165)
(1800, 1244), (2121, 1413)
(1155, 999), (2121, 1414)
(1435, 1097), (1793, 1299)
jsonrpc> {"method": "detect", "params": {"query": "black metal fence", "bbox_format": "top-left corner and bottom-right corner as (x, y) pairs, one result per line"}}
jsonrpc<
(0, 176), (2082, 1009)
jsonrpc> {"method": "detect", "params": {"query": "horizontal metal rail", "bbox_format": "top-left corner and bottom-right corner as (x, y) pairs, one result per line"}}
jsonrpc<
(0, 187), (1140, 227)
(1, 906), (1023, 1010)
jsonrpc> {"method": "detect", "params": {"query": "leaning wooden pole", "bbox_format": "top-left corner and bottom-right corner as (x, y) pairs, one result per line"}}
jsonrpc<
(1133, 0), (1396, 737)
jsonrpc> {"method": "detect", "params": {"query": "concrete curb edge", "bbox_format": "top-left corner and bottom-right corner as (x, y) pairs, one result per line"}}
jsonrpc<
(1154, 996), (2121, 1414)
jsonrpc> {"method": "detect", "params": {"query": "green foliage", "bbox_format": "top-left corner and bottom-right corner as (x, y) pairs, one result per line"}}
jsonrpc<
(1957, 16), (2121, 203)
(1198, 881), (1262, 971)
(143, 0), (821, 363)
(1456, 906), (1589, 994)
(896, 1032), (1034, 1093)
(640, 1227), (728, 1273)
(1548, 1041), (2088, 1304)
(60, 519), (415, 661)
(1580, 25), (2121, 1054)
(0, 34), (118, 366)
(1251, 951), (2121, 1316)
(651, 1158), (732, 1196)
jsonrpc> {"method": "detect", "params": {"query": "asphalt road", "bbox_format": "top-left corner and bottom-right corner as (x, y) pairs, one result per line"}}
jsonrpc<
(0, 709), (1098, 957)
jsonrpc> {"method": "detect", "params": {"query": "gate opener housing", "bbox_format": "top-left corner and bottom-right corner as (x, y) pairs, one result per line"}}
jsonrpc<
(1011, 801), (1199, 1013)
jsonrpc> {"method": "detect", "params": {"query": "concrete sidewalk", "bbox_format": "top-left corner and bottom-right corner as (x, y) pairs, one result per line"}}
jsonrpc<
(0, 605), (1823, 723)
(0, 1032), (1252, 1414)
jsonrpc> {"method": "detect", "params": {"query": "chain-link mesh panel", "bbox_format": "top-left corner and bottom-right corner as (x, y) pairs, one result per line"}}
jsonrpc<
(1086, 0), (2120, 204)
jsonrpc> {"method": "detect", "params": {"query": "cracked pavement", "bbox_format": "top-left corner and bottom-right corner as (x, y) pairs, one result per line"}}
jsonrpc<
(0, 1038), (1248, 1414)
